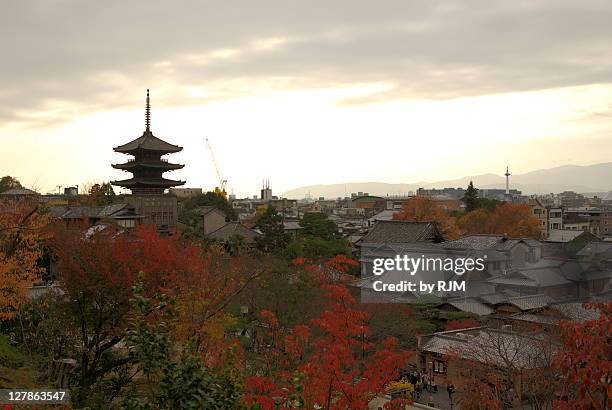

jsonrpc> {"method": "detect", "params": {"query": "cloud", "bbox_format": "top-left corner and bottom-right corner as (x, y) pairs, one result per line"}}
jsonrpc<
(2, 0), (612, 127)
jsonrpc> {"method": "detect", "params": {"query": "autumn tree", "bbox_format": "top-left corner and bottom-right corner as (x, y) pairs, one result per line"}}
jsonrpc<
(121, 277), (243, 409)
(87, 182), (116, 205)
(245, 283), (413, 409)
(393, 196), (460, 239)
(0, 200), (49, 320)
(47, 224), (261, 406)
(554, 302), (611, 410)
(457, 203), (541, 239)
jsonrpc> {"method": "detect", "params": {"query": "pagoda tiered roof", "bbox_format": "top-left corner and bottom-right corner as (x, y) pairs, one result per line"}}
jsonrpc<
(111, 177), (185, 188)
(111, 90), (185, 195)
(112, 159), (184, 171)
(113, 130), (182, 154)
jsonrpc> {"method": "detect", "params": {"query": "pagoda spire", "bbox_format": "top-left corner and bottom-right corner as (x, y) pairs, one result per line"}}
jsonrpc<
(145, 89), (151, 131)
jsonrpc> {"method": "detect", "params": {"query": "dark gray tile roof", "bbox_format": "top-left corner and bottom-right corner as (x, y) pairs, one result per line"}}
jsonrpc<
(443, 298), (494, 316)
(506, 294), (555, 311)
(553, 302), (600, 321)
(50, 204), (138, 220)
(0, 187), (39, 195)
(359, 220), (442, 244)
(283, 221), (302, 230)
(421, 328), (551, 369)
(48, 205), (69, 218)
(480, 292), (510, 305)
(110, 177), (185, 187)
(509, 312), (559, 325)
(208, 222), (261, 243)
(546, 230), (586, 243)
(194, 206), (225, 216)
(98, 203), (129, 217)
(443, 235), (531, 251)
(488, 275), (539, 287)
(114, 130), (182, 153)
(518, 267), (572, 287)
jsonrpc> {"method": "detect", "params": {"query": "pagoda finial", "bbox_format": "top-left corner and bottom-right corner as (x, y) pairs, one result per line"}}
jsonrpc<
(145, 89), (151, 131)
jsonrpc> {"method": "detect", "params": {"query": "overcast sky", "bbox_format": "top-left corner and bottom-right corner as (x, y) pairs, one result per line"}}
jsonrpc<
(2, 0), (612, 196)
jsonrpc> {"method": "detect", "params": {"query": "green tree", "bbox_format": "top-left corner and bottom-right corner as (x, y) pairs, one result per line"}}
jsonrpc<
(299, 212), (340, 240)
(254, 206), (289, 253)
(122, 278), (243, 409)
(285, 236), (349, 260)
(0, 176), (22, 193)
(180, 191), (237, 221)
(462, 181), (479, 212)
(476, 197), (501, 212)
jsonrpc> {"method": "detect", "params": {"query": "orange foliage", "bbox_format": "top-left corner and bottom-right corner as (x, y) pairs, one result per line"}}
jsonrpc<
(393, 196), (459, 239)
(554, 302), (612, 410)
(457, 203), (541, 239)
(246, 280), (413, 409)
(50, 224), (263, 366)
(0, 201), (50, 320)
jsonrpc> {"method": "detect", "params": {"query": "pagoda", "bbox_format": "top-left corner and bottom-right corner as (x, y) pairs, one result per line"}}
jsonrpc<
(111, 90), (185, 195)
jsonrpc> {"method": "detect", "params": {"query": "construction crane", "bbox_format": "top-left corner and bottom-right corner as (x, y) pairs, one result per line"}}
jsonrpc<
(205, 138), (227, 198)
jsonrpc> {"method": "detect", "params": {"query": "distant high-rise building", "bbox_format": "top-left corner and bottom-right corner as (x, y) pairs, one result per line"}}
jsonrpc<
(111, 90), (185, 195)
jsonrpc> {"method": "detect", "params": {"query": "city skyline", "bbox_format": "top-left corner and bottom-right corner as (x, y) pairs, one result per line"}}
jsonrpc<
(2, 1), (612, 197)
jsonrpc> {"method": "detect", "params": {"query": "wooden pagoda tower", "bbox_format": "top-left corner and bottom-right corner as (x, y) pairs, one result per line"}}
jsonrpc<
(112, 90), (185, 195)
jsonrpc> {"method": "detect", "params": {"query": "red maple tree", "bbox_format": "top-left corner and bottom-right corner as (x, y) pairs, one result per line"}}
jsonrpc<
(554, 302), (611, 410)
(245, 283), (413, 409)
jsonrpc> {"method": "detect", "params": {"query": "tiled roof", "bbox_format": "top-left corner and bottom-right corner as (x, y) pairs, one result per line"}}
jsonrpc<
(50, 204), (139, 220)
(110, 177), (185, 187)
(509, 312), (558, 325)
(576, 242), (612, 257)
(112, 160), (184, 171)
(369, 210), (396, 221)
(553, 302), (600, 322)
(480, 292), (510, 305)
(443, 298), (494, 316)
(488, 275), (538, 287)
(518, 267), (572, 287)
(420, 328), (551, 369)
(443, 235), (536, 251)
(506, 294), (555, 311)
(208, 222), (261, 243)
(59, 206), (102, 219)
(546, 229), (587, 243)
(194, 206), (226, 217)
(0, 187), (39, 195)
(359, 220), (443, 244)
(114, 130), (182, 153)
(511, 303), (601, 324)
(48, 205), (69, 218)
(98, 203), (129, 217)
(283, 221), (303, 230)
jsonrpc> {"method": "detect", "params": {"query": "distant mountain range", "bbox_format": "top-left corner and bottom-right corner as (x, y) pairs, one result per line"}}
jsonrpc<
(283, 163), (612, 199)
